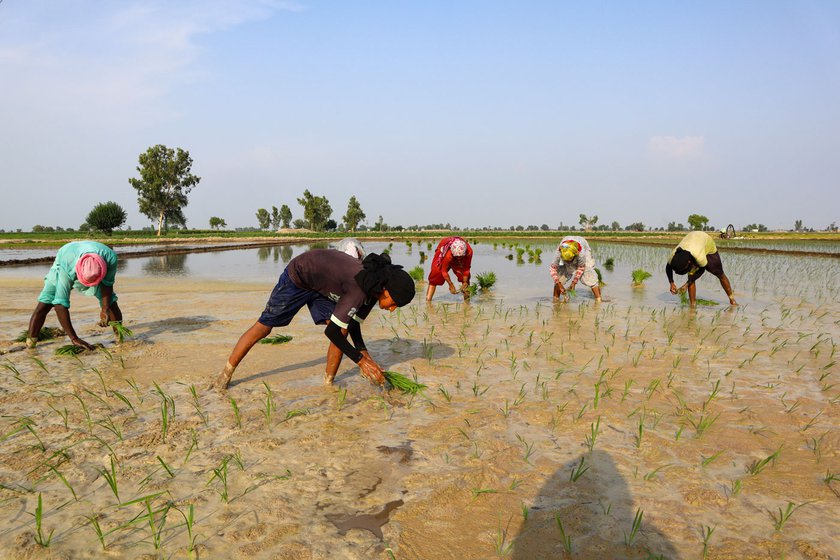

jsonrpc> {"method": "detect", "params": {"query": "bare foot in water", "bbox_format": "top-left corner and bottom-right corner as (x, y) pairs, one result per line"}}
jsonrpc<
(210, 363), (235, 391)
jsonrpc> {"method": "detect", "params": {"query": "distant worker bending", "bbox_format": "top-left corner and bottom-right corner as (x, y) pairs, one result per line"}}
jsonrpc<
(26, 241), (123, 350)
(666, 231), (737, 307)
(426, 236), (473, 301)
(550, 236), (602, 302)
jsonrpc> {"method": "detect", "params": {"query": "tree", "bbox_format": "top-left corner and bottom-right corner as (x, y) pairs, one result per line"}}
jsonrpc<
(611, 221), (620, 231)
(540, 224), (550, 231)
(296, 190), (332, 231)
(270, 206), (281, 230)
(279, 205), (292, 228)
(794, 219), (803, 232)
(579, 214), (598, 231)
(256, 208), (270, 230)
(129, 145), (200, 236)
(342, 196), (366, 232)
(687, 214), (709, 230)
(625, 222), (645, 231)
(85, 201), (127, 234)
(743, 223), (767, 232)
(667, 221), (685, 232)
(209, 216), (227, 230)
(292, 218), (308, 229)
(325, 219), (337, 231)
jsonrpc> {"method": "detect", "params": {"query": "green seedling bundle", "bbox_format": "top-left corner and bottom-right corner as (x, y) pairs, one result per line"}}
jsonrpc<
(383, 371), (427, 394)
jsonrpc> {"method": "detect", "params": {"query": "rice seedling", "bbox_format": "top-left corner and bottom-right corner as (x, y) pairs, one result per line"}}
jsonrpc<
(31, 493), (55, 547)
(746, 447), (781, 475)
(624, 508), (643, 546)
(570, 456), (589, 482)
(728, 479), (742, 497)
(631, 269), (652, 287)
(188, 385), (207, 425)
(643, 464), (672, 481)
(701, 450), (724, 466)
(516, 433), (536, 464)
(98, 455), (121, 504)
(176, 504), (198, 559)
(336, 386), (347, 411)
(156, 456), (175, 478)
(260, 334), (293, 345)
(492, 518), (515, 556)
(771, 500), (815, 531)
(701, 524), (715, 558)
(555, 514), (573, 554)
(824, 470), (839, 485)
(55, 344), (85, 356)
(384, 371), (427, 394)
(688, 412), (720, 438)
(84, 513), (118, 551)
(208, 456), (231, 502)
(283, 408), (309, 421)
(14, 327), (63, 342)
(470, 488), (498, 499)
(408, 266), (424, 281)
(262, 382), (275, 425)
(183, 429), (199, 466)
(229, 397), (242, 428)
(108, 321), (133, 343)
(604, 257), (614, 270)
(143, 497), (171, 550)
(475, 271), (497, 290)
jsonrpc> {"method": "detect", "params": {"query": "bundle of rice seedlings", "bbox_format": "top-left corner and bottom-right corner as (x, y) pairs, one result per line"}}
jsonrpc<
(383, 371), (427, 394)
(109, 321), (134, 343)
(679, 292), (719, 306)
(595, 267), (606, 287)
(604, 257), (615, 270)
(465, 284), (479, 298)
(14, 327), (64, 342)
(55, 345), (86, 356)
(631, 269), (652, 286)
(408, 266), (424, 282)
(260, 334), (293, 345)
(475, 271), (497, 290)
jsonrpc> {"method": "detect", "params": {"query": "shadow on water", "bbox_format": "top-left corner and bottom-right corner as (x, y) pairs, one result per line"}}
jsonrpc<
(130, 315), (215, 340)
(511, 450), (680, 560)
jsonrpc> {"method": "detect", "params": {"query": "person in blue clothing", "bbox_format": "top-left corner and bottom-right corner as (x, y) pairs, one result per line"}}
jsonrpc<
(26, 241), (123, 350)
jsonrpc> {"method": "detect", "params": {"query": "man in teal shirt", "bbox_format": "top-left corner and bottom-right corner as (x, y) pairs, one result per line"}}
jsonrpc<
(27, 241), (123, 349)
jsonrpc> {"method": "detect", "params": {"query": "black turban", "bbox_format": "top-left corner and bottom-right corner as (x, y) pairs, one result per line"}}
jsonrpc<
(354, 253), (416, 306)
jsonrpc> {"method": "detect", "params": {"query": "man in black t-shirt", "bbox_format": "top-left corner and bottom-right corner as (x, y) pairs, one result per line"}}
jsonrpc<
(211, 250), (415, 391)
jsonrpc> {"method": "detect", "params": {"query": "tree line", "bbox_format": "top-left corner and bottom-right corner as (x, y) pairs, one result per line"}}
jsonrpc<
(12, 143), (838, 235)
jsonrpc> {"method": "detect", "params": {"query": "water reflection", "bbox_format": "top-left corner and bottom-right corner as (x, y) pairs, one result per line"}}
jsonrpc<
(257, 247), (271, 262)
(141, 253), (189, 276)
(280, 246), (293, 263)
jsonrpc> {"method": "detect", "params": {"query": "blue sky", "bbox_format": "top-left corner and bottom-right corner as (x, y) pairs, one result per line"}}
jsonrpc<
(1, 1), (838, 231)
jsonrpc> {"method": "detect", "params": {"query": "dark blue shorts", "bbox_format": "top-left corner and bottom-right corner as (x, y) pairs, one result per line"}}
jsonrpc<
(258, 270), (336, 327)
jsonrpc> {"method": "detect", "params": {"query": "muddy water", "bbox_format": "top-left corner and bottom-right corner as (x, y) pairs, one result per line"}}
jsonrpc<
(0, 240), (838, 559)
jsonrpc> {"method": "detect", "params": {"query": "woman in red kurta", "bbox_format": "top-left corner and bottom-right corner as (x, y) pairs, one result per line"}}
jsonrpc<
(426, 237), (473, 301)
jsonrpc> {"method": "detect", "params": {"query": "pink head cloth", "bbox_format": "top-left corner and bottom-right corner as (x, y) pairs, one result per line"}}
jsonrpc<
(450, 238), (467, 257)
(75, 253), (107, 287)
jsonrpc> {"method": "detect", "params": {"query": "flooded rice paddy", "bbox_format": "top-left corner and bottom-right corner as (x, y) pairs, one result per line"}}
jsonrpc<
(0, 239), (837, 559)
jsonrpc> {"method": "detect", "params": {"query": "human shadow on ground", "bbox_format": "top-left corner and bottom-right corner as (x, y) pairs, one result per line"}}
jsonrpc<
(510, 450), (681, 559)
(129, 316), (215, 340)
(231, 338), (455, 387)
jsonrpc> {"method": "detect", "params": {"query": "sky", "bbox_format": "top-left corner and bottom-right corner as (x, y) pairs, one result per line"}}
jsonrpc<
(1, 1), (839, 232)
